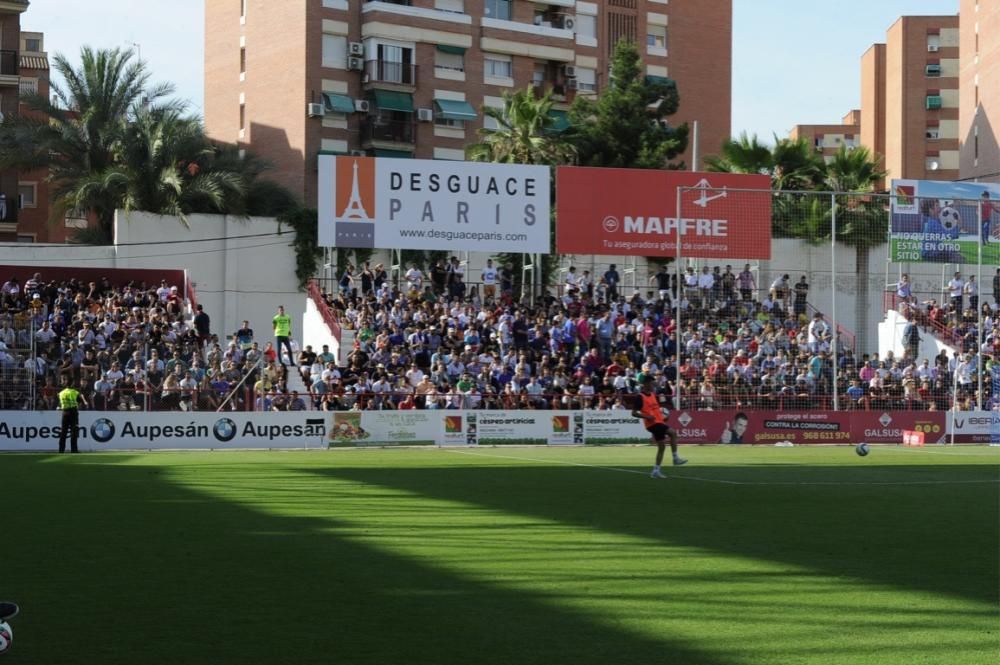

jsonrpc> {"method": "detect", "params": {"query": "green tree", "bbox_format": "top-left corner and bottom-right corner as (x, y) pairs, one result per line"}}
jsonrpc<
(824, 145), (888, 351)
(0, 47), (297, 242)
(569, 40), (688, 169)
(466, 88), (576, 166)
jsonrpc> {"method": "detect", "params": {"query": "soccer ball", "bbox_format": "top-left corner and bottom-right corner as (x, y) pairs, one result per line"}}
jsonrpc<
(939, 206), (962, 232)
(0, 620), (12, 655)
(856, 443), (870, 457)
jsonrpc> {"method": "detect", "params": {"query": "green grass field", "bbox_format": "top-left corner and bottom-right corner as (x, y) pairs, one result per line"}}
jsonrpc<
(3, 446), (998, 664)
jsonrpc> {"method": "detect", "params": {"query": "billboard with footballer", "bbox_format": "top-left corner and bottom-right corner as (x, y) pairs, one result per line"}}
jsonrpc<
(555, 167), (772, 259)
(317, 155), (550, 254)
(890, 179), (1000, 264)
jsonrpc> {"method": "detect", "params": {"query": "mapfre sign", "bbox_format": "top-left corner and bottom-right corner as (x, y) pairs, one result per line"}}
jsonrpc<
(318, 155), (550, 253)
(556, 167), (772, 259)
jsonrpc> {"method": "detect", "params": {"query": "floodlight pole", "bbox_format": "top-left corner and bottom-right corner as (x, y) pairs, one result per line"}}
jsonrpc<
(675, 185), (683, 410)
(831, 193), (839, 412)
(977, 203), (984, 411)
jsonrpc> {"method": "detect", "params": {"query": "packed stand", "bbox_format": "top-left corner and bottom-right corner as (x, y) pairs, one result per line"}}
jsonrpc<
(305, 258), (962, 413)
(0, 272), (269, 412)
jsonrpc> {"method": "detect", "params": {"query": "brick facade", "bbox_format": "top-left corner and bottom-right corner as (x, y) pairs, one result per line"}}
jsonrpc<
(205, 0), (733, 206)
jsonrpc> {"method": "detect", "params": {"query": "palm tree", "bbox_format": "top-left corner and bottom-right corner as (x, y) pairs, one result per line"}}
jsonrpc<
(466, 88), (576, 166)
(0, 47), (298, 242)
(0, 47), (174, 238)
(706, 132), (827, 238)
(824, 145), (888, 352)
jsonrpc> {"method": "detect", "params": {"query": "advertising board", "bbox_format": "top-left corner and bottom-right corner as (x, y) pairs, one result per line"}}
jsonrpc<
(556, 167), (772, 258)
(318, 156), (550, 254)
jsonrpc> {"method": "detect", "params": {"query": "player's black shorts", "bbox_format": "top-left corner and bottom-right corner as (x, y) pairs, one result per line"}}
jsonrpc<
(647, 423), (671, 442)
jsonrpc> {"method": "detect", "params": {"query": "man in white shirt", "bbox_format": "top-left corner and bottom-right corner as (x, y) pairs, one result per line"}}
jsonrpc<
(964, 275), (979, 312)
(481, 259), (498, 302)
(948, 272), (964, 312)
(697, 266), (714, 309)
(405, 264), (423, 293)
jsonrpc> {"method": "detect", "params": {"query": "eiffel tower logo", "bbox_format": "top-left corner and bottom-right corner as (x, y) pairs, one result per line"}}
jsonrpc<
(340, 160), (371, 220)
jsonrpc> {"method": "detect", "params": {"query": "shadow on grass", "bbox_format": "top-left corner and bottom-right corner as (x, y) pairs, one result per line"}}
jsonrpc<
(3, 455), (731, 665)
(310, 462), (1000, 607)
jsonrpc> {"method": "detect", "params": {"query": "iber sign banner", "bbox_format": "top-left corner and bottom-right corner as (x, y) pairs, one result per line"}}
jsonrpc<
(318, 156), (550, 253)
(555, 167), (772, 259)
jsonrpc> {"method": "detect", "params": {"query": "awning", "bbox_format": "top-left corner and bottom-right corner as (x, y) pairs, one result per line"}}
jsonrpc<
(372, 90), (414, 113)
(19, 55), (48, 70)
(546, 110), (570, 133)
(374, 149), (414, 158)
(645, 75), (672, 87)
(322, 92), (355, 114)
(436, 44), (466, 55)
(434, 99), (477, 121)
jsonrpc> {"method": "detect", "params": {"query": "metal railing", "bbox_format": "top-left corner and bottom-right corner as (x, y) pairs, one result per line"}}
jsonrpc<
(362, 117), (415, 144)
(364, 59), (417, 86)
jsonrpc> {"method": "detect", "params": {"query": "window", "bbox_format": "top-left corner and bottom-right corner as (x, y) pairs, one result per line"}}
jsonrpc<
(575, 68), (596, 92)
(435, 116), (463, 128)
(435, 0), (464, 13)
(484, 54), (512, 80)
(240, 0), (247, 20)
(24, 38), (41, 52)
(926, 95), (942, 110)
(435, 50), (464, 72)
(926, 126), (940, 140)
(376, 44), (414, 84)
(925, 64), (941, 77)
(240, 47), (246, 75)
(484, 0), (511, 21)
(18, 183), (36, 208)
(576, 14), (597, 39)
(925, 156), (941, 171)
(483, 111), (500, 131)
(322, 35), (348, 69)
(239, 104), (246, 131)
(927, 34), (940, 51)
(647, 25), (667, 50)
(532, 63), (547, 87)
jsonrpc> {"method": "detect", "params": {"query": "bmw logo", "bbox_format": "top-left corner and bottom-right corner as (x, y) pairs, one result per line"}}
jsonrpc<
(90, 418), (116, 443)
(213, 418), (237, 443)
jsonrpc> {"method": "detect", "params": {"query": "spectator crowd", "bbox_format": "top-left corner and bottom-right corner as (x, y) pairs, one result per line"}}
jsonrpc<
(3, 260), (996, 414)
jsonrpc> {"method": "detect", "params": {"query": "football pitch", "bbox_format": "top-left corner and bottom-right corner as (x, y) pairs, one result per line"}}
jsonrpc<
(3, 446), (998, 664)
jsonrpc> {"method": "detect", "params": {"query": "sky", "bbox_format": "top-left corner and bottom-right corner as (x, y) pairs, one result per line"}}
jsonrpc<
(24, 0), (959, 141)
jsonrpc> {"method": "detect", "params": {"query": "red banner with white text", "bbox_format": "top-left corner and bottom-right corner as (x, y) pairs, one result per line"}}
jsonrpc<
(667, 410), (947, 445)
(555, 167), (772, 258)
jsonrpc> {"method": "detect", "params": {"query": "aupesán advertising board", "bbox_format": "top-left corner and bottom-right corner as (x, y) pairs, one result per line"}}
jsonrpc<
(317, 156), (550, 254)
(0, 412), (328, 451)
(0, 409), (960, 451)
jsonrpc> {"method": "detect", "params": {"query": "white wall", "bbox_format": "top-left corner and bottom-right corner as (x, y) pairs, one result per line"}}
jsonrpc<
(303, 296), (340, 364)
(878, 308), (956, 361)
(0, 211), (304, 347)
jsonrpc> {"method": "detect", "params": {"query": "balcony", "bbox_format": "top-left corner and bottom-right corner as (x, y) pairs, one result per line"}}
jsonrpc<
(19, 77), (36, 97)
(0, 50), (18, 85)
(362, 117), (415, 147)
(364, 59), (417, 88)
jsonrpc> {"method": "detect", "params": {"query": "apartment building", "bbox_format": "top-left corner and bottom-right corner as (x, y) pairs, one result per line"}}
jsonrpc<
(789, 110), (860, 164)
(205, 0), (732, 206)
(0, 0), (28, 240)
(959, 0), (999, 181)
(862, 15), (962, 185)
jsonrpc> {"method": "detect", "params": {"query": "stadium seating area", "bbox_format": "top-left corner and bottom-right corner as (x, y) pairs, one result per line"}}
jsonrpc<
(1, 263), (985, 413)
(0, 271), (267, 412)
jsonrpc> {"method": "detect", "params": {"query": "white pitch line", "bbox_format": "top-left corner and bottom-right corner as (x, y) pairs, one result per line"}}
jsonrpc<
(444, 449), (1000, 487)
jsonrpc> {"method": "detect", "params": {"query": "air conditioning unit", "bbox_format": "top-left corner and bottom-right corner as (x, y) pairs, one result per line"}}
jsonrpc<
(562, 65), (577, 78)
(307, 102), (325, 118)
(354, 99), (371, 113)
(534, 15), (543, 25)
(561, 15), (577, 31)
(349, 42), (364, 57)
(566, 78), (579, 90)
(349, 150), (367, 157)
(928, 44), (939, 52)
(417, 108), (435, 122)
(348, 56), (364, 71)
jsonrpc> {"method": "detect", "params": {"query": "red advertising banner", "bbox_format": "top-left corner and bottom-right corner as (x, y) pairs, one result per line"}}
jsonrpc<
(555, 167), (772, 259)
(667, 410), (947, 445)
